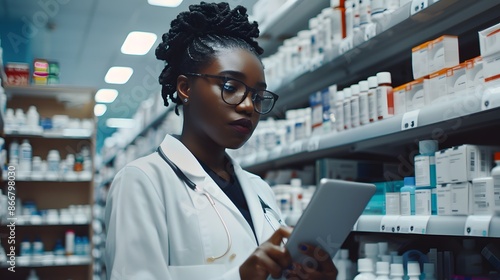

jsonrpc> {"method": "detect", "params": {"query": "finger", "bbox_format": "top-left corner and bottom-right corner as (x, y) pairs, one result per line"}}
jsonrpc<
(298, 243), (337, 273)
(267, 226), (292, 245)
(253, 249), (286, 279)
(262, 243), (292, 269)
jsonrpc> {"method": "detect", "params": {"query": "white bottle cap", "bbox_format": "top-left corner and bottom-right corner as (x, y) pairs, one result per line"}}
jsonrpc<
(343, 87), (352, 98)
(336, 90), (345, 101)
(390, 263), (404, 277)
(364, 243), (379, 257)
(322, 7), (334, 16)
(368, 76), (378, 88)
(380, 255), (392, 262)
(359, 80), (369, 92)
(357, 258), (374, 273)
(376, 72), (392, 84)
(309, 17), (319, 29)
(298, 30), (312, 39)
(392, 255), (403, 264)
(407, 261), (421, 276)
(376, 261), (390, 275)
(329, 84), (338, 94)
(291, 178), (302, 188)
(350, 84), (360, 95)
(331, 0), (341, 8)
(419, 140), (438, 154)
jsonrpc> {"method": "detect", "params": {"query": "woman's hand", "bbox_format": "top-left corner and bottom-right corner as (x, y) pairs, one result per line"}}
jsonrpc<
(284, 244), (338, 280)
(240, 227), (293, 280)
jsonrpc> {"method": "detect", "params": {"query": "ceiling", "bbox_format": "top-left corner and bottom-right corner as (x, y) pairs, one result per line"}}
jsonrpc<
(0, 0), (258, 152)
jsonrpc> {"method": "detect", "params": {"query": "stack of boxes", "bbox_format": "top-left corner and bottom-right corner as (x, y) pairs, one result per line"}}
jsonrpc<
(435, 145), (497, 216)
(479, 22), (500, 109)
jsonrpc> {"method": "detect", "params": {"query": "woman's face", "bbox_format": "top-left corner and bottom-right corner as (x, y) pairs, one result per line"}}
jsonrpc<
(183, 48), (265, 149)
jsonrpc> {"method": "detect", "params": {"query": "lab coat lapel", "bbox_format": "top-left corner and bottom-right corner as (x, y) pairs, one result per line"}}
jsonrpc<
(159, 135), (258, 243)
(232, 162), (265, 244)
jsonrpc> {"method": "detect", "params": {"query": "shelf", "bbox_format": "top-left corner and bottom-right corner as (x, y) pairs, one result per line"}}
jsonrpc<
(355, 215), (500, 237)
(5, 129), (93, 139)
(0, 221), (90, 226)
(102, 106), (171, 165)
(257, 0), (330, 56)
(3, 84), (94, 106)
(267, 0), (500, 115)
(2, 172), (93, 182)
(0, 255), (91, 268)
(241, 91), (500, 173)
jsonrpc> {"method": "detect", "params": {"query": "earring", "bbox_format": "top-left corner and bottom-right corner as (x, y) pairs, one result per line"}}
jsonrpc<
(183, 98), (188, 103)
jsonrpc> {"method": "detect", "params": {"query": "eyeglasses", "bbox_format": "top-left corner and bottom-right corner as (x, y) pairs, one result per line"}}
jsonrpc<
(184, 73), (279, 115)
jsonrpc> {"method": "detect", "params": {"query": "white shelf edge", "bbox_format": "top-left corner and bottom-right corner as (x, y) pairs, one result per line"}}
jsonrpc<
(355, 215), (500, 237)
(0, 222), (90, 226)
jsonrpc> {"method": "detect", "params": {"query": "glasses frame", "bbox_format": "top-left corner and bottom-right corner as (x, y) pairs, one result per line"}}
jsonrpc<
(184, 73), (279, 114)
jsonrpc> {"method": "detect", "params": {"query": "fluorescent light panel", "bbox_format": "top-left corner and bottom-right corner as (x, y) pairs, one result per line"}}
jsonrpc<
(95, 89), (119, 103)
(148, 0), (183, 7)
(105, 67), (133, 84)
(106, 118), (136, 128)
(94, 104), (107, 116)
(121, 31), (158, 55)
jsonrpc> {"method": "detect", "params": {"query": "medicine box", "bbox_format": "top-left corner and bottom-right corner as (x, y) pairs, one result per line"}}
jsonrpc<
(405, 78), (426, 111)
(385, 180), (403, 215)
(448, 144), (492, 183)
(428, 35), (459, 74)
(437, 184), (452, 216)
(393, 85), (407, 115)
(450, 181), (473, 215)
(465, 56), (485, 96)
(428, 69), (448, 103)
(412, 41), (430, 79)
(446, 63), (467, 96)
(478, 22), (500, 57)
(472, 177), (495, 215)
(482, 52), (500, 83)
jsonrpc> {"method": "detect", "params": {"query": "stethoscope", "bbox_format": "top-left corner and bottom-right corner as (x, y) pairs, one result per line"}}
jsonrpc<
(157, 146), (284, 263)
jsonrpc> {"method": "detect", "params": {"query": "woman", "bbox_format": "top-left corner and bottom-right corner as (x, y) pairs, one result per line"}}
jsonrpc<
(104, 2), (337, 279)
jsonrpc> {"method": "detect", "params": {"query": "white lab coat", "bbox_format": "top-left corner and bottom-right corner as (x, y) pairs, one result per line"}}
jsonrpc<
(105, 134), (283, 280)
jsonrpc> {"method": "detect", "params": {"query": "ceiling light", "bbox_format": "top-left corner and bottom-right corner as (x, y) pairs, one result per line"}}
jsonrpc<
(94, 104), (107, 116)
(106, 118), (136, 128)
(147, 0), (183, 7)
(95, 89), (119, 103)
(105, 67), (133, 84)
(121, 31), (158, 55)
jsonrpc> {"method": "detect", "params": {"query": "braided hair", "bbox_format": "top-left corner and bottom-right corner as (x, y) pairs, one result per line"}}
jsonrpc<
(155, 2), (264, 115)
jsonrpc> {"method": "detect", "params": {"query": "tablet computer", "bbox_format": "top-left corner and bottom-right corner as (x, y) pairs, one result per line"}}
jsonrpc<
(280, 178), (375, 272)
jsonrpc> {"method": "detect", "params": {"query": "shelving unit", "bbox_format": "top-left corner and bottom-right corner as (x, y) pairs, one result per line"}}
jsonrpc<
(0, 84), (96, 280)
(246, 0), (500, 275)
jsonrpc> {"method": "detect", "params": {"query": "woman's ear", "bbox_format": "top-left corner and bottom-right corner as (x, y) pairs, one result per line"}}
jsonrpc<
(176, 75), (190, 104)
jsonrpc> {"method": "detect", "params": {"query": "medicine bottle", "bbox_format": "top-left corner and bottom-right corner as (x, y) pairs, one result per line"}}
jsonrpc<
(407, 261), (421, 280)
(335, 90), (345, 132)
(367, 76), (378, 122)
(415, 140), (438, 215)
(493, 152), (500, 216)
(350, 84), (361, 128)
(359, 80), (370, 125)
(354, 258), (376, 280)
(374, 261), (390, 280)
(376, 72), (394, 120)
(343, 87), (352, 130)
(390, 263), (404, 280)
(400, 177), (416, 215)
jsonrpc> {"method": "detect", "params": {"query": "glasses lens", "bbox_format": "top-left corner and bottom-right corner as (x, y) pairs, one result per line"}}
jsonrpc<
(221, 79), (246, 105)
(221, 79), (276, 114)
(253, 91), (275, 114)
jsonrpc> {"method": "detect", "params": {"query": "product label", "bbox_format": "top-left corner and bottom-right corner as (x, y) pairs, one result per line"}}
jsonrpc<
(473, 180), (490, 212)
(335, 102), (344, 131)
(343, 100), (351, 129)
(376, 86), (394, 119)
(400, 192), (412, 216)
(415, 156), (431, 187)
(415, 189), (431, 215)
(350, 97), (360, 127)
(359, 92), (369, 125)
(368, 89), (377, 122)
(385, 192), (401, 215)
(492, 175), (500, 208)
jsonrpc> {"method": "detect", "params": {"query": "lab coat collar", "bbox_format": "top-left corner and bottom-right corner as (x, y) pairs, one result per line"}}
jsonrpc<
(159, 134), (263, 243)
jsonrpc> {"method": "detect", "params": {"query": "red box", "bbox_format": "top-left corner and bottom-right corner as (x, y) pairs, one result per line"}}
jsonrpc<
(5, 62), (30, 86)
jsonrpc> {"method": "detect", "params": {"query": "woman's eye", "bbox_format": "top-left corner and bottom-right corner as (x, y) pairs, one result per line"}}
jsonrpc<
(223, 83), (238, 93)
